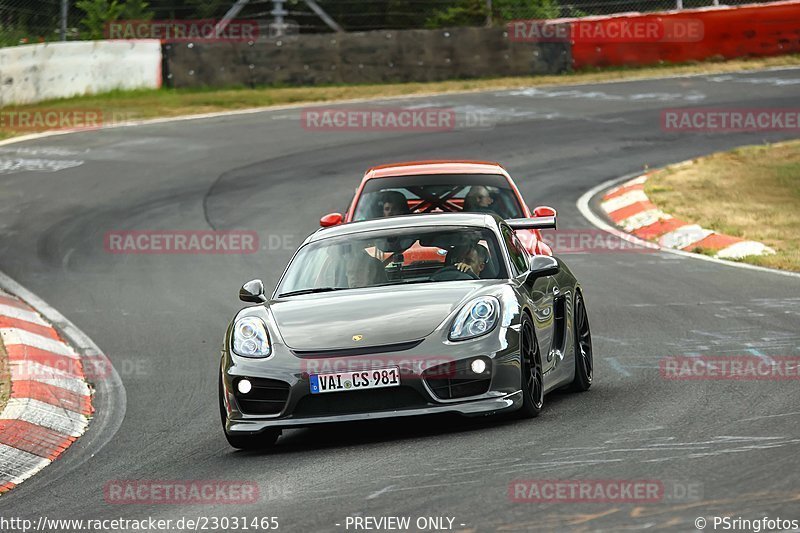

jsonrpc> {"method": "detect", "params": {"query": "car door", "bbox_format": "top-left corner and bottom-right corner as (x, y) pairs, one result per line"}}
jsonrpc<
(502, 226), (557, 374)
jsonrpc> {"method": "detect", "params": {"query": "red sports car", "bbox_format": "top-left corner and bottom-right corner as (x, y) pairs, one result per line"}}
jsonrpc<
(320, 160), (556, 256)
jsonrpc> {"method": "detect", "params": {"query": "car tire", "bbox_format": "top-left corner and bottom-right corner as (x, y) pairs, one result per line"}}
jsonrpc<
(219, 374), (281, 450)
(569, 291), (593, 392)
(518, 313), (544, 418)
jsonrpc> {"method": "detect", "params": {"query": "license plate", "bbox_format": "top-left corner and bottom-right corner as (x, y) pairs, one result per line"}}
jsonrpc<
(309, 367), (400, 394)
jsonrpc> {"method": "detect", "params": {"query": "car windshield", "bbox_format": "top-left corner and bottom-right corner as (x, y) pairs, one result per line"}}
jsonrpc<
(277, 226), (507, 296)
(352, 173), (525, 221)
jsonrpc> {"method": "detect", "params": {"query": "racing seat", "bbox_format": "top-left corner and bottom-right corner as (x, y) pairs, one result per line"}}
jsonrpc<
(347, 252), (388, 287)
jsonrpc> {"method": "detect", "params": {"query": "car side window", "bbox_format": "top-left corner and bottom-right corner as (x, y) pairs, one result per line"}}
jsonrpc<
(513, 234), (531, 266)
(501, 226), (528, 275)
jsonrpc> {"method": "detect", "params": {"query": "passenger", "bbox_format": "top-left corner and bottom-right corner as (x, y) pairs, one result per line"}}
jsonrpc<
(380, 191), (411, 217)
(345, 250), (388, 288)
(463, 186), (495, 213)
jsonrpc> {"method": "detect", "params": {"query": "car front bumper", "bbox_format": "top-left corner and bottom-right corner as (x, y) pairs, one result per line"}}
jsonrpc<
(220, 330), (524, 435)
(225, 390), (522, 434)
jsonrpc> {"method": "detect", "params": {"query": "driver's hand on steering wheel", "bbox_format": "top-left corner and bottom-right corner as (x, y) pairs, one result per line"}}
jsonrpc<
(454, 262), (476, 275)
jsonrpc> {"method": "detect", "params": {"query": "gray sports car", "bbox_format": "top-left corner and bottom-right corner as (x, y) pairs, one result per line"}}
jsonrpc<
(219, 212), (592, 449)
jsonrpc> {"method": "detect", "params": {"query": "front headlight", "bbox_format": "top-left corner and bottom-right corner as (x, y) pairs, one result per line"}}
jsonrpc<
(450, 296), (500, 341)
(232, 316), (271, 357)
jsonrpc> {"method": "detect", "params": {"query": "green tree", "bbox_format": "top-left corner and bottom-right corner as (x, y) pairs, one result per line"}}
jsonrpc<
(76, 0), (154, 39)
(76, 0), (124, 38)
(122, 0), (154, 20)
(426, 0), (561, 28)
(493, 0), (560, 20)
(425, 0), (488, 28)
(185, 0), (228, 19)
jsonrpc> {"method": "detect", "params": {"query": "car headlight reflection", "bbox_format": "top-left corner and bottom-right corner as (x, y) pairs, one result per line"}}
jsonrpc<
(232, 317), (271, 357)
(450, 296), (500, 341)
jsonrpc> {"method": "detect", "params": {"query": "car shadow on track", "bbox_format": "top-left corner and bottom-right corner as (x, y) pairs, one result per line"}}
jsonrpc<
(229, 389), (582, 456)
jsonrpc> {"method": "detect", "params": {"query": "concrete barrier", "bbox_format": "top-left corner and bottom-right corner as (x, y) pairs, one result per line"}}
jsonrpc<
(0, 40), (162, 106)
(163, 27), (570, 88)
(2, 1), (796, 101)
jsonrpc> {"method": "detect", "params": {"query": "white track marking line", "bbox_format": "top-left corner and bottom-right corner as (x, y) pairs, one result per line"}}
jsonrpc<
(0, 398), (89, 437)
(10, 358), (83, 381)
(737, 411), (800, 422)
(600, 189), (649, 213)
(0, 445), (52, 484)
(746, 348), (775, 366)
(607, 357), (632, 377)
(8, 362), (91, 395)
(658, 224), (713, 250)
(716, 240), (775, 259)
(619, 209), (669, 232)
(366, 485), (396, 499)
(0, 304), (49, 326)
(0, 328), (77, 357)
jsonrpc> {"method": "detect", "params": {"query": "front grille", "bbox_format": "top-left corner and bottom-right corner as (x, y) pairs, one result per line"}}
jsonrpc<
(234, 377), (290, 415)
(293, 386), (429, 417)
(423, 360), (491, 400)
(424, 377), (491, 400)
(291, 339), (423, 358)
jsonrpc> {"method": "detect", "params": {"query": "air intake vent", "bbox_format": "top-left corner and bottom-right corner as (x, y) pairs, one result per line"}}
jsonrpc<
(234, 377), (290, 415)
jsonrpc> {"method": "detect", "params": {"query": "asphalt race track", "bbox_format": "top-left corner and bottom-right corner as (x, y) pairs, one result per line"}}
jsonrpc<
(1, 68), (799, 531)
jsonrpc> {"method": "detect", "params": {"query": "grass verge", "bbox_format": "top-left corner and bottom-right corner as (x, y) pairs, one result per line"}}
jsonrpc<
(645, 140), (800, 272)
(1, 54), (800, 140)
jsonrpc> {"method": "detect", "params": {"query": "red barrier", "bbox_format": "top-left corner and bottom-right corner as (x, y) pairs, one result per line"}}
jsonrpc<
(571, 1), (800, 69)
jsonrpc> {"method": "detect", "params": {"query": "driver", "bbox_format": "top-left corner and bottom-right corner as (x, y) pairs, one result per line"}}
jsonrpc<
(452, 245), (488, 278)
(380, 191), (411, 217)
(431, 244), (489, 281)
(463, 186), (495, 213)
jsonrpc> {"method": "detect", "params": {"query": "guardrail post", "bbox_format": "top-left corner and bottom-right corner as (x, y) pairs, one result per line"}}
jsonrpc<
(60, 0), (68, 41)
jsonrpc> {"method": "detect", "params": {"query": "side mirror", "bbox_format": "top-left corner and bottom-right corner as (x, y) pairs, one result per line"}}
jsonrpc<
(532, 205), (557, 218)
(320, 213), (343, 227)
(527, 256), (560, 281)
(239, 279), (267, 303)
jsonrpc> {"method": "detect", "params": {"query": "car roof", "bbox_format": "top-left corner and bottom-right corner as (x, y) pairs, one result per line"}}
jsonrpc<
(363, 160), (510, 181)
(308, 213), (500, 243)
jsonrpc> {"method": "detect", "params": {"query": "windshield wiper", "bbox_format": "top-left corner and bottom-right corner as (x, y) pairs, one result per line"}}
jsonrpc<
(369, 279), (436, 288)
(278, 287), (347, 298)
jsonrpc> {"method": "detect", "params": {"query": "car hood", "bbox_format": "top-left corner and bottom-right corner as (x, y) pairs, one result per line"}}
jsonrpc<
(269, 281), (500, 351)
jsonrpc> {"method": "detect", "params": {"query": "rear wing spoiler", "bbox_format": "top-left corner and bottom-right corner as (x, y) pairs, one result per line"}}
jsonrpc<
(505, 216), (557, 230)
